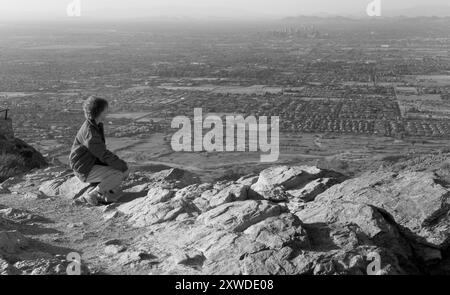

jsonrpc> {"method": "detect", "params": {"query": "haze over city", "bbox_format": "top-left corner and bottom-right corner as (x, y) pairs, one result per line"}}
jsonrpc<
(1, 0), (450, 21)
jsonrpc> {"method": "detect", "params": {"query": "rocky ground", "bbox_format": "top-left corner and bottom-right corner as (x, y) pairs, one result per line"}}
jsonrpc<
(1, 159), (449, 275)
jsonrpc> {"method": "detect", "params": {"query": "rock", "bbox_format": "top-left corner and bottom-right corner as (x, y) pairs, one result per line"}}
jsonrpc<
(192, 230), (259, 274)
(296, 199), (418, 271)
(241, 247), (299, 275)
(13, 257), (82, 275)
(103, 211), (121, 221)
(175, 212), (195, 221)
(287, 178), (336, 202)
(316, 171), (450, 248)
(38, 179), (65, 197)
(174, 183), (213, 201)
(236, 175), (259, 186)
(101, 203), (121, 213)
(0, 257), (20, 275)
(23, 191), (47, 200)
(124, 183), (150, 194)
(122, 197), (415, 275)
(5, 159), (450, 275)
(123, 200), (189, 227)
(39, 176), (92, 199)
(145, 187), (175, 204)
(250, 166), (344, 201)
(204, 183), (249, 208)
(104, 239), (123, 246)
(197, 200), (287, 232)
(71, 198), (85, 206)
(238, 212), (412, 275)
(67, 222), (85, 228)
(117, 251), (150, 265)
(0, 185), (10, 194)
(148, 168), (198, 188)
(121, 183), (151, 201)
(118, 188), (197, 227)
(254, 166), (323, 189)
(105, 245), (126, 256)
(0, 177), (20, 190)
(0, 207), (42, 223)
(244, 213), (310, 250)
(0, 230), (29, 254)
(252, 186), (290, 202)
(171, 183), (213, 213)
(0, 137), (48, 183)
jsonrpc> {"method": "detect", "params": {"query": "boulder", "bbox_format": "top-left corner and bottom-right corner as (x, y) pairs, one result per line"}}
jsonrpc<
(243, 213), (310, 250)
(39, 175), (92, 199)
(197, 200), (287, 232)
(251, 166), (344, 201)
(117, 187), (198, 227)
(253, 166), (323, 190)
(296, 199), (418, 270)
(316, 171), (450, 248)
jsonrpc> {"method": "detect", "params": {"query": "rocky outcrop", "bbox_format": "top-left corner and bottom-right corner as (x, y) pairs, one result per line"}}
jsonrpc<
(315, 171), (450, 250)
(2, 163), (450, 275)
(0, 137), (47, 183)
(104, 165), (446, 274)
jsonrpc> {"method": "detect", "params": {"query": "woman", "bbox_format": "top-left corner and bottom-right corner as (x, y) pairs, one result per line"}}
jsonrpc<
(69, 96), (129, 205)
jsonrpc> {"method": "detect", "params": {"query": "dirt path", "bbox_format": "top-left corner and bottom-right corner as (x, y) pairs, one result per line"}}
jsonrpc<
(0, 191), (149, 274)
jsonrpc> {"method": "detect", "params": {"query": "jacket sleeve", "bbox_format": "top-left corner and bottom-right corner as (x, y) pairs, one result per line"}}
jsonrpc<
(84, 129), (128, 172)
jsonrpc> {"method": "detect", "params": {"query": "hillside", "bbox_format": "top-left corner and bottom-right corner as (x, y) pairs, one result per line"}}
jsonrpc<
(0, 136), (48, 183)
(1, 152), (449, 275)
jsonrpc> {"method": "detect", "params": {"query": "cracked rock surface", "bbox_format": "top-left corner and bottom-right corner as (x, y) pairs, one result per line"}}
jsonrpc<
(1, 164), (449, 274)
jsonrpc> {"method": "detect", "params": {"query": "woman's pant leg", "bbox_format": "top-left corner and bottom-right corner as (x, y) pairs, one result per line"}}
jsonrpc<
(85, 165), (127, 194)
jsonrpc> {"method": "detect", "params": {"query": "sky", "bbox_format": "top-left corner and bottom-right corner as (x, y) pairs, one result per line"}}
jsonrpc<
(0, 0), (449, 21)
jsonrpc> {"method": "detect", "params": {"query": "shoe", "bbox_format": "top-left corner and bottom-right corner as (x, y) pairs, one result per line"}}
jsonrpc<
(98, 194), (113, 206)
(99, 189), (124, 205)
(83, 190), (101, 206)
